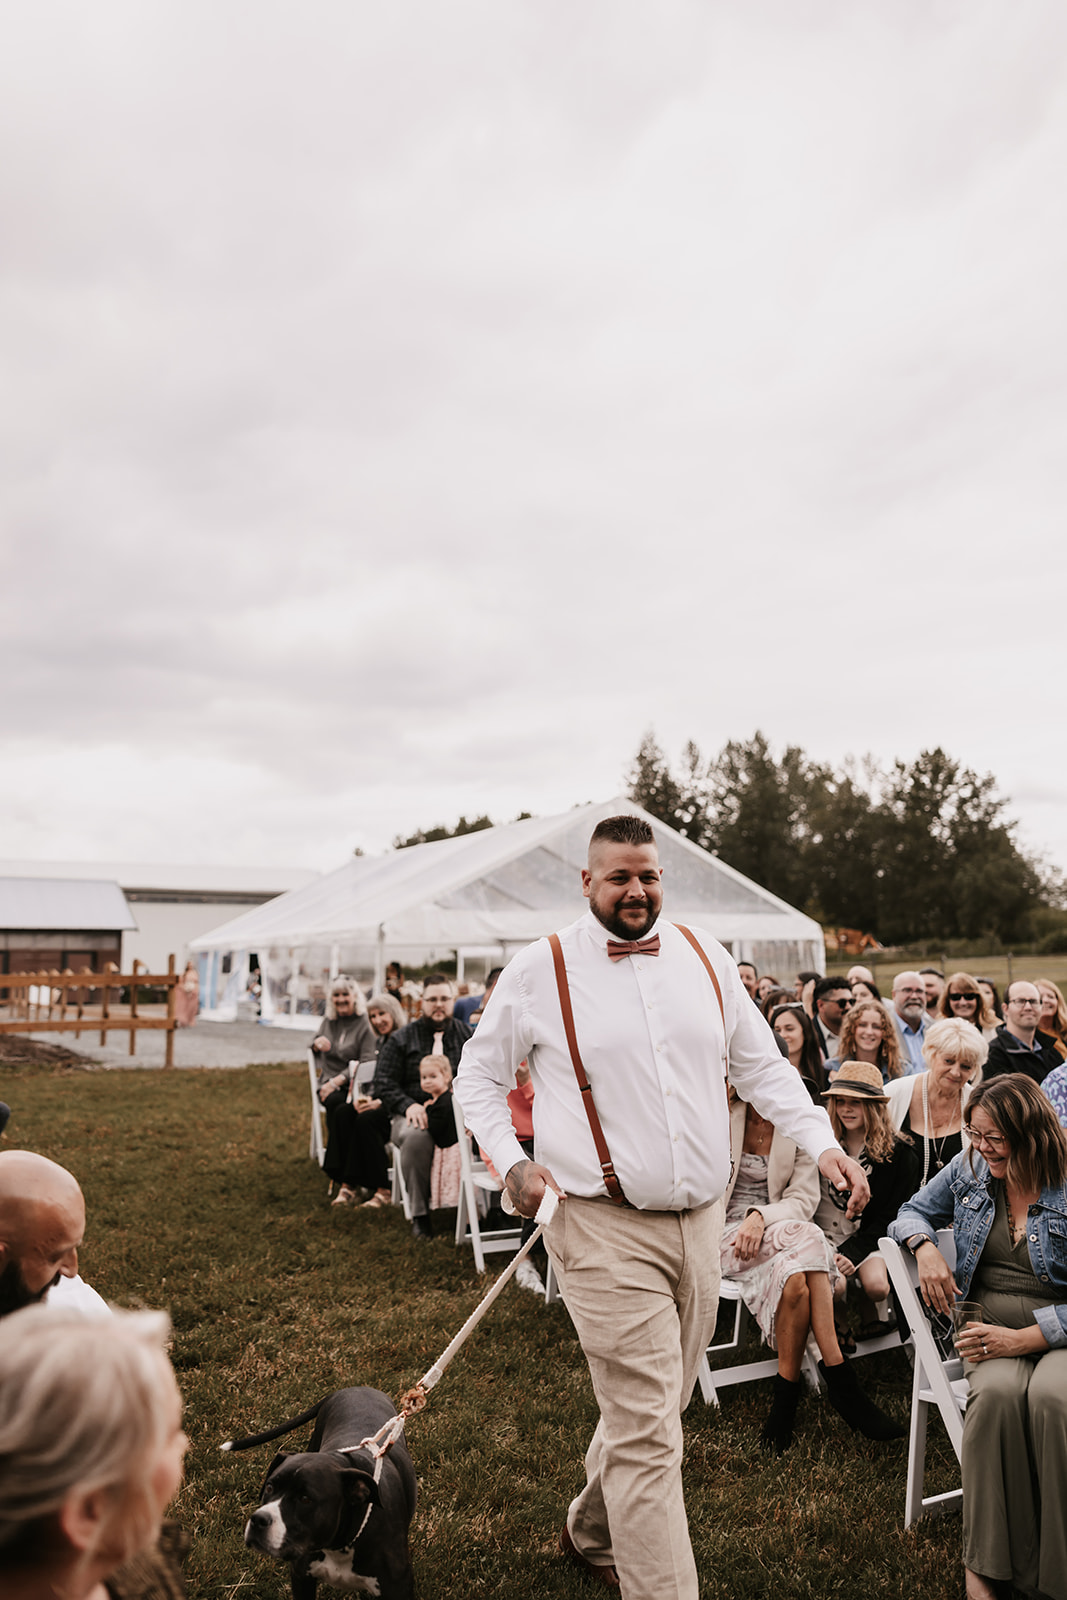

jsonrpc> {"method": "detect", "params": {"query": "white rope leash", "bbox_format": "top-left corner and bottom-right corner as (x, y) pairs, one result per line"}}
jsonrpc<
(361, 1188), (560, 1453)
(420, 1187), (559, 1393)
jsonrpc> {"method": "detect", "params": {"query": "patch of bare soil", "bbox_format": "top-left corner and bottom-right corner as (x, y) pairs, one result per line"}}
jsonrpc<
(0, 1035), (89, 1067)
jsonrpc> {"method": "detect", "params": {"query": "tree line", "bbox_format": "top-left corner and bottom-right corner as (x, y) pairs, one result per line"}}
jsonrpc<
(626, 731), (1060, 947)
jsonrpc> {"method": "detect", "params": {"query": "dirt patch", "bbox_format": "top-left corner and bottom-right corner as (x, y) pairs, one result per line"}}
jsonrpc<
(0, 1035), (89, 1067)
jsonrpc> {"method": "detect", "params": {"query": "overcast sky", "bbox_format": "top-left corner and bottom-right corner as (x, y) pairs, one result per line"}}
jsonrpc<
(3, 2), (1065, 880)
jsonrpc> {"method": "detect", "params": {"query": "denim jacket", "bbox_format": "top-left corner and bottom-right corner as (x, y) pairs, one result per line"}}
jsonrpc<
(889, 1150), (1067, 1349)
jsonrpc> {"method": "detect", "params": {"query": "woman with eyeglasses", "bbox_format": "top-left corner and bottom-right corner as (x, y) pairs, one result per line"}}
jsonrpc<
(890, 1074), (1067, 1600)
(936, 972), (999, 1042)
(885, 1018), (987, 1189)
(831, 1000), (904, 1083)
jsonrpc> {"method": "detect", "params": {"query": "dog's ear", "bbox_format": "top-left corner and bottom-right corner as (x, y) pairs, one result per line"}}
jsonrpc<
(261, 1451), (290, 1490)
(340, 1467), (381, 1507)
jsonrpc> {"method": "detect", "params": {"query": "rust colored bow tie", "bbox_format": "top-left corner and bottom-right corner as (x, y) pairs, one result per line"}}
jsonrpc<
(606, 935), (661, 962)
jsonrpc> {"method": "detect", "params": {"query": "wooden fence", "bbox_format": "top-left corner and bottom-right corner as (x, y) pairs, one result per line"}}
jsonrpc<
(0, 956), (180, 1067)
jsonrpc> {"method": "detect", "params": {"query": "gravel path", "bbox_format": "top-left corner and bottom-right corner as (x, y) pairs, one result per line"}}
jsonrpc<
(11, 1019), (318, 1070)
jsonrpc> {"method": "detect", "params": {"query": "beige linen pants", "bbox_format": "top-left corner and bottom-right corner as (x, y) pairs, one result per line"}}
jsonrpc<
(544, 1196), (723, 1600)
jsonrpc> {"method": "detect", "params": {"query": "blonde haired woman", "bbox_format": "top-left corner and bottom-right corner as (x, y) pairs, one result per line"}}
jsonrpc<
(0, 1306), (187, 1600)
(1037, 980), (1067, 1061)
(885, 1017), (987, 1189)
(833, 1000), (904, 1083)
(817, 1062), (919, 1337)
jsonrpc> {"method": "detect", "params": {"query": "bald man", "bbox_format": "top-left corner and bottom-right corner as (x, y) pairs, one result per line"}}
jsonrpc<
(0, 1150), (106, 1318)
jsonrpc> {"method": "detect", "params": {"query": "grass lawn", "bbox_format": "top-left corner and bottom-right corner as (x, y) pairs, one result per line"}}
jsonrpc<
(2, 1058), (966, 1598)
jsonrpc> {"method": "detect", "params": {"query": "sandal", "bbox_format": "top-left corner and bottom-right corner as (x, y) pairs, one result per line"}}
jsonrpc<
(834, 1320), (857, 1355)
(331, 1185), (358, 1207)
(361, 1190), (392, 1209)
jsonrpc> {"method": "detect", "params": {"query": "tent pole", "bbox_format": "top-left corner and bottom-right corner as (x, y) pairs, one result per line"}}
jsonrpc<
(374, 926), (385, 994)
(329, 944), (340, 982)
(289, 948), (297, 1018)
(455, 948), (465, 986)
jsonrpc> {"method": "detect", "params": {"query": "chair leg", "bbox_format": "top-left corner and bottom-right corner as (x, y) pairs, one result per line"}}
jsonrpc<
(905, 1395), (930, 1526)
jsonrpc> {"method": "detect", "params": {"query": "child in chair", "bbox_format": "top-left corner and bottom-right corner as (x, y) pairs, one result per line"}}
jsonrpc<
(421, 1054), (461, 1209)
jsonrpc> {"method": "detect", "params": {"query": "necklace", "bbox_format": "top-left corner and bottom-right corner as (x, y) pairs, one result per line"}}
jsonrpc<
(1004, 1185), (1029, 1247)
(746, 1109), (772, 1153)
(920, 1073), (962, 1183)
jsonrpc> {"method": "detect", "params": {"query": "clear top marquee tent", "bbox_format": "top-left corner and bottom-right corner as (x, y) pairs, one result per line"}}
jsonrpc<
(189, 798), (825, 1025)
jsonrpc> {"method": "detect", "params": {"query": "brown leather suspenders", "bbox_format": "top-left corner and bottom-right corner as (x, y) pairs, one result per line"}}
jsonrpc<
(547, 924), (728, 1207)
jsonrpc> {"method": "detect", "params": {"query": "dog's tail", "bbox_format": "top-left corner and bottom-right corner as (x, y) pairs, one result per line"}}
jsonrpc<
(220, 1398), (328, 1453)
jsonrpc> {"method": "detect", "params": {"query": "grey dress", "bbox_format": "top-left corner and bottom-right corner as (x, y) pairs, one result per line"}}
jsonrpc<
(962, 1186), (1067, 1598)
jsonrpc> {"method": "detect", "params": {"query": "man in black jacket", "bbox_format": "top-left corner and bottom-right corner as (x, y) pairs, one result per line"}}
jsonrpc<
(372, 975), (471, 1239)
(985, 980), (1061, 1085)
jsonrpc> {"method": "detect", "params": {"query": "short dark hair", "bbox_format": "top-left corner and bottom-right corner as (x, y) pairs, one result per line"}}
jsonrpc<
(485, 967), (504, 986)
(919, 967), (944, 979)
(422, 973), (453, 992)
(797, 970), (820, 986)
(589, 815), (655, 851)
(813, 976), (850, 1005)
(737, 961), (758, 978)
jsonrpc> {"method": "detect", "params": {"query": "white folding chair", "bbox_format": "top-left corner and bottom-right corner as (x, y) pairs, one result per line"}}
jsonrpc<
(307, 1053), (328, 1166)
(879, 1230), (968, 1526)
(452, 1095), (524, 1272)
(389, 1142), (413, 1219)
(696, 1279), (822, 1405)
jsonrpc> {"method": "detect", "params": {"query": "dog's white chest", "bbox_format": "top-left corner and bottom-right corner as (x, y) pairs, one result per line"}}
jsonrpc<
(308, 1550), (380, 1594)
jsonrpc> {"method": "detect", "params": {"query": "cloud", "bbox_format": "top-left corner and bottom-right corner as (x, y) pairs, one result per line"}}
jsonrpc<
(1, 2), (1066, 872)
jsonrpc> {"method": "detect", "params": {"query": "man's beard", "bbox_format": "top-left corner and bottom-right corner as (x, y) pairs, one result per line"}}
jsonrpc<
(590, 895), (659, 942)
(0, 1258), (51, 1318)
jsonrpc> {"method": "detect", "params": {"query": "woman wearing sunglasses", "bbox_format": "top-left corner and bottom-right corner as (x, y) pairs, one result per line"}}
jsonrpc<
(890, 1074), (1067, 1600)
(936, 972), (999, 1042)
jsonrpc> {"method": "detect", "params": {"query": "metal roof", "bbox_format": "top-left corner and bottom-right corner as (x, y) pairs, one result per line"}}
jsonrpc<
(0, 860), (317, 896)
(0, 877), (138, 932)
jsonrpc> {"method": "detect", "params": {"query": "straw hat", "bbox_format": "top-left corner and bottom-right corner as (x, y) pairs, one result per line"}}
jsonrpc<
(821, 1060), (889, 1102)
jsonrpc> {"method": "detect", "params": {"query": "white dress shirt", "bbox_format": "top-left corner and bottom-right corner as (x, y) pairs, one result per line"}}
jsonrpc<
(45, 1273), (111, 1318)
(455, 911), (838, 1212)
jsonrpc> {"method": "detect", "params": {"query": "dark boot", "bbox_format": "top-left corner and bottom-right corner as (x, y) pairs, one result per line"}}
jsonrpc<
(760, 1374), (802, 1454)
(819, 1358), (906, 1441)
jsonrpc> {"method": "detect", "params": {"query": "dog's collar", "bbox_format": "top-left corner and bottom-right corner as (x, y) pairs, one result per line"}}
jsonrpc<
(329, 1443), (379, 1548)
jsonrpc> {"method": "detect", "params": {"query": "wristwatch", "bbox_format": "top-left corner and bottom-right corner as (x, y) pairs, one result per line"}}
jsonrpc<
(906, 1234), (931, 1255)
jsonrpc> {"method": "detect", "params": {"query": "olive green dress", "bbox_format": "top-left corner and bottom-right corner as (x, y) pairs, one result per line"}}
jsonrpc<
(962, 1188), (1067, 1598)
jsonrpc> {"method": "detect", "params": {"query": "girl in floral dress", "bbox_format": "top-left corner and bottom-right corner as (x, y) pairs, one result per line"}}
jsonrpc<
(721, 1089), (905, 1452)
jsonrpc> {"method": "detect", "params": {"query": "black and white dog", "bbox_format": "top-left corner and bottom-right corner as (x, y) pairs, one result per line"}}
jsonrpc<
(225, 1386), (417, 1600)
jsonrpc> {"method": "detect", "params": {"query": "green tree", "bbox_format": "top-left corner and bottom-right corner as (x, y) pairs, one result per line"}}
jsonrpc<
(626, 731), (685, 832)
(625, 732), (1050, 944)
(393, 814), (495, 850)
